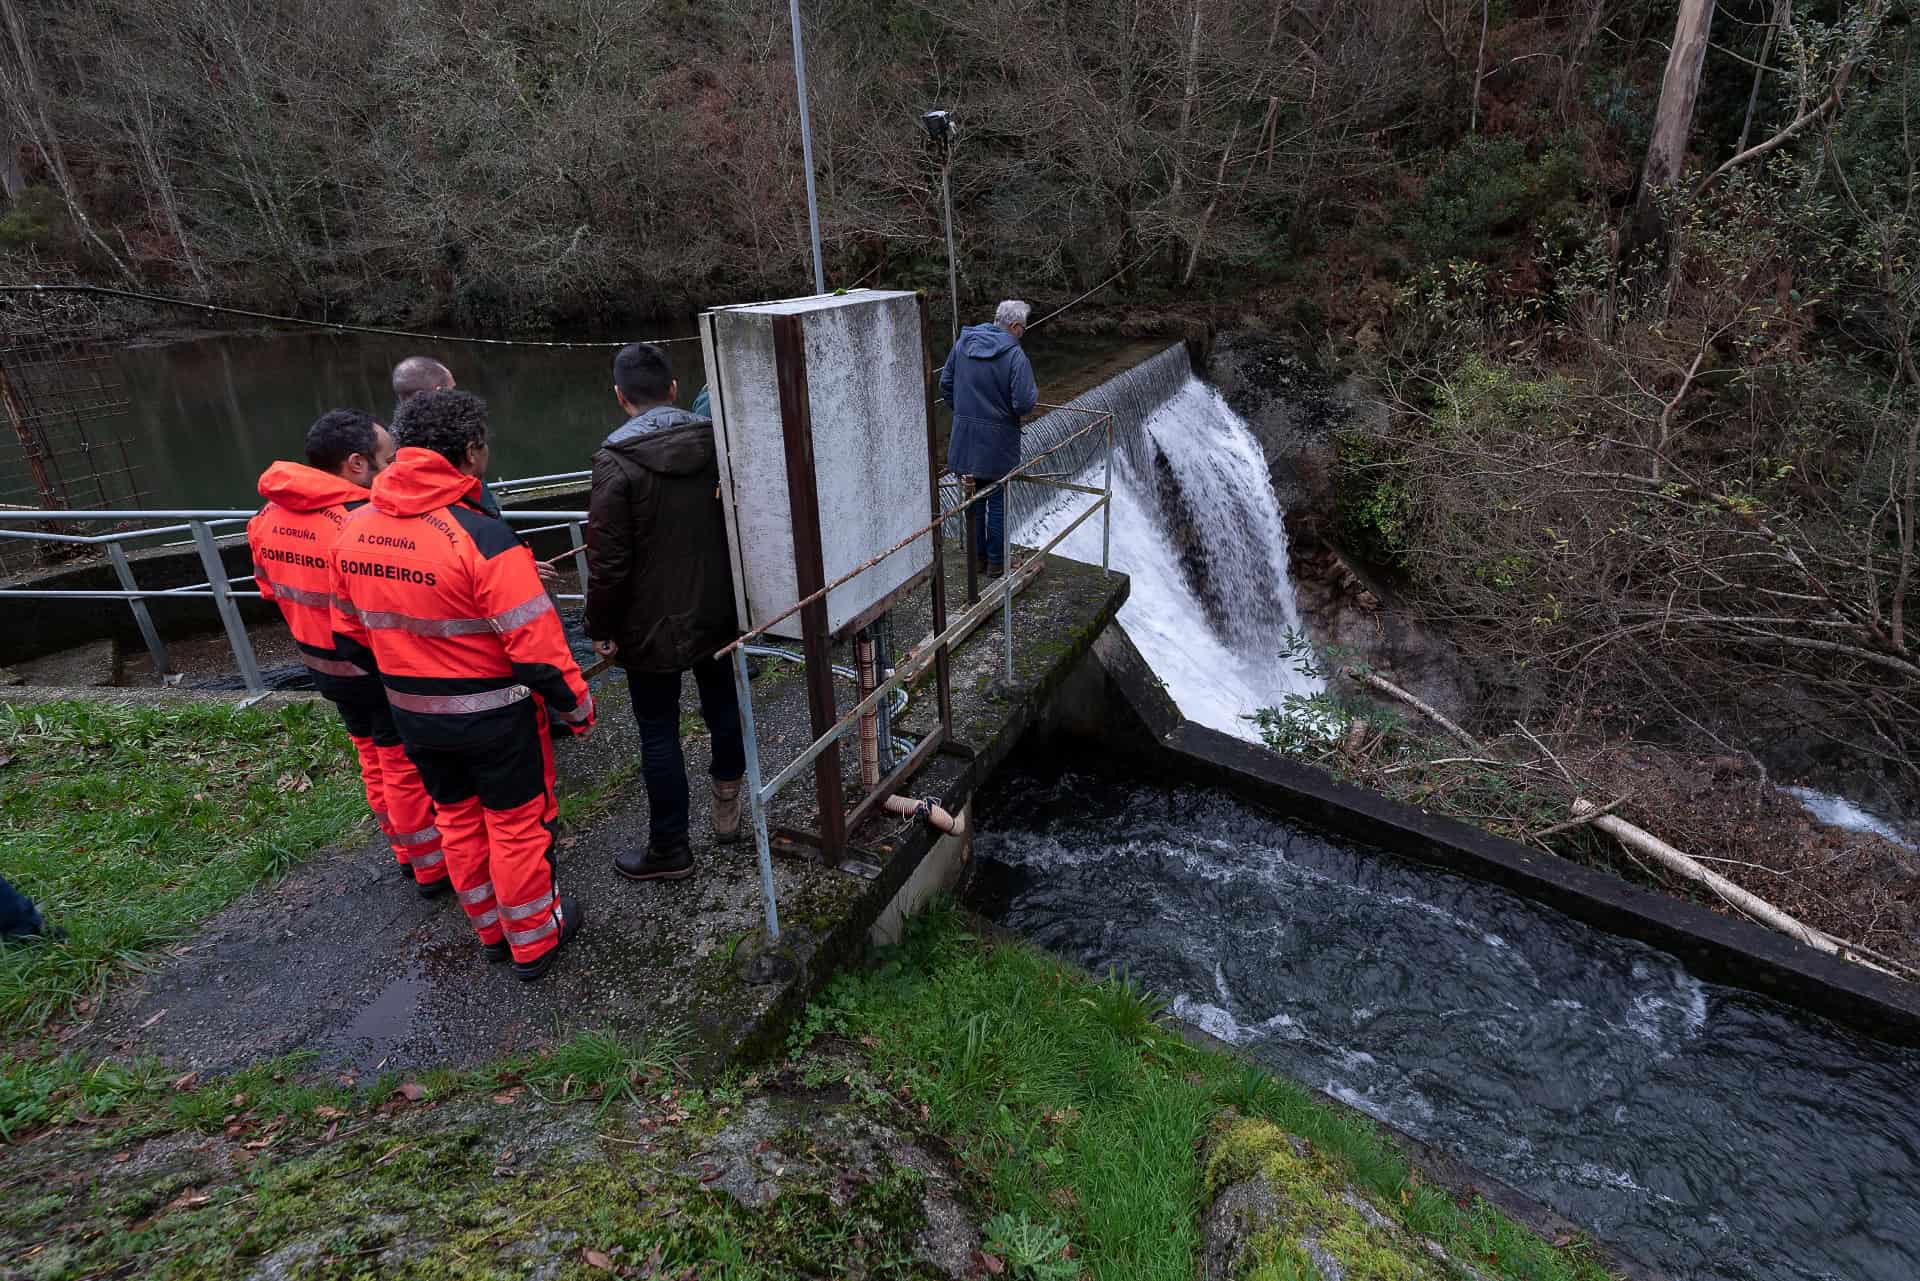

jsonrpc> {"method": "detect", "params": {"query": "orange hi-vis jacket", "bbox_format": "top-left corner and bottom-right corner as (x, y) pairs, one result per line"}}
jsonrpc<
(328, 448), (593, 748)
(248, 462), (380, 701)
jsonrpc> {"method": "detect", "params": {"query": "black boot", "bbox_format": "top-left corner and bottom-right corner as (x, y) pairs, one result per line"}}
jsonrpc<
(482, 940), (510, 964)
(416, 876), (452, 900)
(512, 894), (583, 982)
(614, 842), (694, 882)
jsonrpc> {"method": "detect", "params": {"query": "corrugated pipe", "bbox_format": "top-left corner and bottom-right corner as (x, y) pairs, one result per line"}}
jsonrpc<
(743, 643), (916, 751)
(856, 633), (882, 787)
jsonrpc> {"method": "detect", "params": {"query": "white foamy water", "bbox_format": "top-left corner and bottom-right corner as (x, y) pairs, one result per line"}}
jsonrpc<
(1021, 378), (1321, 737)
(1785, 786), (1915, 850)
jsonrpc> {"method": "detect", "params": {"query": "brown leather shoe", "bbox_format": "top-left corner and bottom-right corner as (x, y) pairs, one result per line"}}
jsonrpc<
(712, 777), (745, 845)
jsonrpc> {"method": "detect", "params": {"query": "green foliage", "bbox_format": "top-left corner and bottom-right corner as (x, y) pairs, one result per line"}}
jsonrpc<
(0, 701), (364, 1035)
(0, 187), (66, 251)
(984, 1213), (1079, 1280)
(1334, 432), (1418, 571)
(1405, 132), (1589, 267)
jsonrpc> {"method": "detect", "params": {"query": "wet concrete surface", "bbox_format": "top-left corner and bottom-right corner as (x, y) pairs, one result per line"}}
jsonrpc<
(78, 547), (1128, 1077)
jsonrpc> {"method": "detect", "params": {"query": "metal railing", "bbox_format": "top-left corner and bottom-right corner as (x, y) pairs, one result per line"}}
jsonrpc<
(0, 419), (1118, 945)
(0, 507), (592, 696)
(717, 409), (1115, 943)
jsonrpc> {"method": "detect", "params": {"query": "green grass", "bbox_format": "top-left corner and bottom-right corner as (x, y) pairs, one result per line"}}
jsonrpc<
(0, 700), (365, 1036)
(2, 912), (1618, 1280)
(807, 902), (1615, 1281)
(1, 1027), (695, 1146)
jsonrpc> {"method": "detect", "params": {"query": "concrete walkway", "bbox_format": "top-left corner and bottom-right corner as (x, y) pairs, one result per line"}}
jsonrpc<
(81, 548), (1128, 1075)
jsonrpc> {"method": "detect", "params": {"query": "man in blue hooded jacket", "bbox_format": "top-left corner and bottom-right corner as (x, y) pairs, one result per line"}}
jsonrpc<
(940, 300), (1039, 578)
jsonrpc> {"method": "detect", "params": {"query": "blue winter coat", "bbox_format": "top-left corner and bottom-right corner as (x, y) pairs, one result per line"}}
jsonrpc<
(940, 324), (1038, 479)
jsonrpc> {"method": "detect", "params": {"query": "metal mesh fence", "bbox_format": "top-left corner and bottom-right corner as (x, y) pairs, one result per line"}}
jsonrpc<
(0, 290), (146, 573)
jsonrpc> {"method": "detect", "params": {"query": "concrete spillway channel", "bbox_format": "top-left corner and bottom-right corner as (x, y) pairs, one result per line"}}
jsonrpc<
(971, 350), (1920, 1281)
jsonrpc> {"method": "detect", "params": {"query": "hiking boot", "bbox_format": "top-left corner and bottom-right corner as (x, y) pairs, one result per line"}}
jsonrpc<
(984, 561), (1005, 580)
(416, 876), (452, 900)
(3, 910), (66, 944)
(482, 940), (511, 964)
(614, 842), (694, 882)
(712, 778), (745, 846)
(512, 894), (582, 982)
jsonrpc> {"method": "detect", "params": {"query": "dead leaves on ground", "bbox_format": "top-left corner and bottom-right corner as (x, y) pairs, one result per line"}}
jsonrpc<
(576, 1242), (704, 1279)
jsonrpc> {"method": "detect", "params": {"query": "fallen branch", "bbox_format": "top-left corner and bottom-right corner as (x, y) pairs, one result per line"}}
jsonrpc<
(1529, 794), (1628, 840)
(1572, 798), (1907, 979)
(1342, 666), (1484, 752)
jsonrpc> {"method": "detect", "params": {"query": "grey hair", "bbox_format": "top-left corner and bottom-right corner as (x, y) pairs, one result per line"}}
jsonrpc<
(391, 356), (455, 402)
(995, 299), (1032, 330)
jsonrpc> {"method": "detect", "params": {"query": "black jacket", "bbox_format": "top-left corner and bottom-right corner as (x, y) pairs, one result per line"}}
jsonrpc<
(585, 408), (739, 673)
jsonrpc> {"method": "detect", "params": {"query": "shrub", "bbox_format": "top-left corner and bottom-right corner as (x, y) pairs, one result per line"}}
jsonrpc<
(1406, 133), (1587, 266)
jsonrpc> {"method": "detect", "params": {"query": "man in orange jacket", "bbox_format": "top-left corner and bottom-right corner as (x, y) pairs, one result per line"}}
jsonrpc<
(248, 410), (449, 895)
(330, 389), (594, 980)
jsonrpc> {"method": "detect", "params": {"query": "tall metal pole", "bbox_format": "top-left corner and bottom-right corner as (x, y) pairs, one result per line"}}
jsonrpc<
(941, 160), (959, 346)
(787, 0), (826, 295)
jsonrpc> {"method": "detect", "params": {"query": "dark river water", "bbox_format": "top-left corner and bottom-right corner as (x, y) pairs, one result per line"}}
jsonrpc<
(98, 325), (1119, 508)
(969, 763), (1920, 1281)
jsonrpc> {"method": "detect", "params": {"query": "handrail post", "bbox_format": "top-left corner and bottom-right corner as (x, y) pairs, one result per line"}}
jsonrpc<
(733, 646), (781, 941)
(1102, 415), (1114, 575)
(1001, 476), (1015, 685)
(107, 541), (169, 677)
(189, 519), (264, 695)
(567, 520), (590, 598)
(962, 476), (980, 607)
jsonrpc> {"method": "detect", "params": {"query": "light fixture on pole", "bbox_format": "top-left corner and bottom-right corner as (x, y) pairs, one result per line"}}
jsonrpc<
(788, 0), (825, 295)
(922, 110), (959, 346)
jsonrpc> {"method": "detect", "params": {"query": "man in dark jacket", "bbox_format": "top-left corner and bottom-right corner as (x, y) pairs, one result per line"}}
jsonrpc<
(586, 343), (746, 882)
(940, 299), (1040, 577)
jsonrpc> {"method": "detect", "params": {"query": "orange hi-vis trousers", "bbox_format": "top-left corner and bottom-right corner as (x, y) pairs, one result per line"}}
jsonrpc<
(337, 698), (444, 886)
(404, 700), (563, 963)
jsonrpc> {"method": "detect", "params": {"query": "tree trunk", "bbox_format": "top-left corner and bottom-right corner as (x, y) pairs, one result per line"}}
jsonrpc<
(1171, 0), (1204, 200)
(0, 125), (21, 201)
(1624, 0), (1715, 259)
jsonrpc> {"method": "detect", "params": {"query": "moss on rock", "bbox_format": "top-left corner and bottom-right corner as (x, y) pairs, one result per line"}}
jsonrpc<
(1205, 1116), (1461, 1281)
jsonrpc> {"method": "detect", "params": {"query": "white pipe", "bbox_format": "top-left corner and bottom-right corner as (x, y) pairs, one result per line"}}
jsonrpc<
(884, 793), (964, 835)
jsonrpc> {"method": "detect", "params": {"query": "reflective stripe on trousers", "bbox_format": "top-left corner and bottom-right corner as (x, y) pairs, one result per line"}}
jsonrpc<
(386, 685), (531, 716)
(302, 653), (371, 678)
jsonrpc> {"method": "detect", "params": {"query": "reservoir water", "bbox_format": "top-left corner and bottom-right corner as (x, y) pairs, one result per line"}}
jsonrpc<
(971, 765), (1920, 1281)
(100, 326), (1126, 507)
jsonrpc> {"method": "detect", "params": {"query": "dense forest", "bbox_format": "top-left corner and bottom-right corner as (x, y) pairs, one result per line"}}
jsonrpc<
(3, 3), (1918, 813)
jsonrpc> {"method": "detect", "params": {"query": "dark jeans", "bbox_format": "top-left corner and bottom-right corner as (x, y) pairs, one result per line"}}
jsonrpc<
(967, 476), (1006, 570)
(627, 656), (747, 849)
(0, 873), (42, 938)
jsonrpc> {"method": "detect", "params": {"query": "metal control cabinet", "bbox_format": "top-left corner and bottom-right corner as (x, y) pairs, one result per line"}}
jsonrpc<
(700, 289), (932, 642)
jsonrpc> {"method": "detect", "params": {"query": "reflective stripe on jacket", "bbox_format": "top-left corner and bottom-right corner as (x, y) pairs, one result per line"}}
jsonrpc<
(247, 461), (380, 701)
(330, 447), (592, 749)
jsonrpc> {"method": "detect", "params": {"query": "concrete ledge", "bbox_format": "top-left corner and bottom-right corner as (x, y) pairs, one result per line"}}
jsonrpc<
(1060, 627), (1920, 1046)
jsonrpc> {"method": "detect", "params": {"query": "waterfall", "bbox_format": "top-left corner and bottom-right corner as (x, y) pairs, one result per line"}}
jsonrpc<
(1000, 345), (1322, 738)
